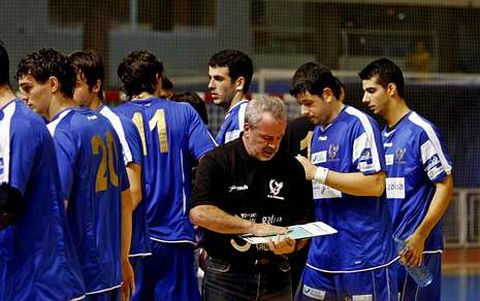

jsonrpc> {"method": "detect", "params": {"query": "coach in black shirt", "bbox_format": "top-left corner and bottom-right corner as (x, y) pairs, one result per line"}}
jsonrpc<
(189, 96), (313, 301)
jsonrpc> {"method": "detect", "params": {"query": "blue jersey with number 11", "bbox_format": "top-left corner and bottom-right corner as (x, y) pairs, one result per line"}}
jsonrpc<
(134, 98), (216, 244)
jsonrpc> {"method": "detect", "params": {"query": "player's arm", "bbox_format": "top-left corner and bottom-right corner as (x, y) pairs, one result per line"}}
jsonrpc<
(126, 162), (142, 209)
(0, 183), (22, 229)
(120, 188), (135, 300)
(296, 155), (386, 197)
(402, 174), (454, 267)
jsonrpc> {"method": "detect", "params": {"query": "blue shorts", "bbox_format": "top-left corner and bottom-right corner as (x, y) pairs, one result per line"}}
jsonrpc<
(132, 241), (200, 301)
(295, 264), (398, 301)
(397, 252), (442, 301)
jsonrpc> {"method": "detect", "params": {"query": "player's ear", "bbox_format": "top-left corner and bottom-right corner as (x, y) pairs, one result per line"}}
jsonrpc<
(92, 79), (102, 95)
(387, 83), (397, 96)
(322, 87), (334, 103)
(234, 76), (245, 92)
(48, 76), (60, 94)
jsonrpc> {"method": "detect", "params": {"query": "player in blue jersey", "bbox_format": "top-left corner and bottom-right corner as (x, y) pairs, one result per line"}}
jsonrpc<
(117, 50), (217, 301)
(70, 50), (151, 263)
(291, 62), (398, 301)
(208, 49), (253, 144)
(17, 48), (134, 301)
(0, 41), (86, 301)
(359, 58), (454, 301)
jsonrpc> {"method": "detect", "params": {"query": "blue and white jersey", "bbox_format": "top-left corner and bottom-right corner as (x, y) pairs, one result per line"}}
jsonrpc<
(0, 100), (85, 301)
(47, 107), (129, 295)
(383, 111), (452, 252)
(307, 105), (395, 272)
(216, 99), (248, 144)
(100, 104), (151, 257)
(129, 98), (216, 243)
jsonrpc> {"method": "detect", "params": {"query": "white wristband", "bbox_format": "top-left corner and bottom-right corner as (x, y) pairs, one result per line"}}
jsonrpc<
(314, 166), (329, 184)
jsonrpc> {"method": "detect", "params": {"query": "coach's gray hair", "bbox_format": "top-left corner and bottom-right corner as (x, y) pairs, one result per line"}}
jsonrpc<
(245, 96), (286, 128)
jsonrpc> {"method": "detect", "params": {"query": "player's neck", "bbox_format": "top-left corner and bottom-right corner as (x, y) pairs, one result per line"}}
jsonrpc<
(88, 97), (103, 111)
(132, 91), (155, 100)
(49, 96), (78, 121)
(227, 92), (246, 111)
(0, 86), (16, 109)
(386, 100), (410, 128)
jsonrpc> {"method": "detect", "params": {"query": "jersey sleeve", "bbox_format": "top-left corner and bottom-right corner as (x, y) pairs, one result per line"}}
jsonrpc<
(122, 118), (143, 166)
(419, 127), (453, 183)
(8, 119), (42, 194)
(352, 118), (385, 175)
(53, 128), (79, 200)
(186, 105), (217, 159)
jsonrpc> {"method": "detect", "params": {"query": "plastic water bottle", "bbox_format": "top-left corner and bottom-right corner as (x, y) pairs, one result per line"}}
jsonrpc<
(394, 237), (433, 287)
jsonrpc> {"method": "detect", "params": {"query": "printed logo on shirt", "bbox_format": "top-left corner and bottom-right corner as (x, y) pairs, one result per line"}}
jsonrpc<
(385, 154), (394, 166)
(240, 213), (257, 221)
(311, 151), (327, 164)
(229, 184), (249, 192)
(267, 179), (284, 200)
(395, 147), (407, 162)
(303, 284), (326, 300)
(386, 177), (405, 199)
(328, 144), (339, 160)
(313, 182), (342, 199)
(318, 135), (328, 141)
(86, 115), (98, 121)
(384, 142), (393, 148)
(225, 130), (241, 143)
(359, 148), (372, 161)
(425, 154), (440, 170)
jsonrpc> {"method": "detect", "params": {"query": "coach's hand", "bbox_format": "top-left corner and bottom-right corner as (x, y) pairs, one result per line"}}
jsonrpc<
(267, 236), (296, 255)
(121, 258), (135, 301)
(250, 223), (287, 237)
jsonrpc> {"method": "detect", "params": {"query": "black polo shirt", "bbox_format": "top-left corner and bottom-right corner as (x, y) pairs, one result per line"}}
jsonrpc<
(191, 137), (313, 265)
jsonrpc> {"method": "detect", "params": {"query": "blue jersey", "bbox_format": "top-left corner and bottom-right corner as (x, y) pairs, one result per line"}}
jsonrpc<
(307, 105), (395, 272)
(47, 107), (129, 295)
(383, 111), (452, 251)
(128, 98), (216, 243)
(215, 99), (248, 144)
(0, 100), (85, 300)
(100, 104), (151, 257)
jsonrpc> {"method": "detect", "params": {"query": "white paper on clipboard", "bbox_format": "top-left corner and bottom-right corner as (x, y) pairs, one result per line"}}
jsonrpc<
(240, 221), (337, 245)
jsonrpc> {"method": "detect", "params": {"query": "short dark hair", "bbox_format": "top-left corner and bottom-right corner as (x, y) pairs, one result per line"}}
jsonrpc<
(359, 58), (405, 98)
(172, 91), (208, 125)
(16, 48), (75, 98)
(117, 50), (164, 99)
(69, 49), (105, 101)
(290, 62), (342, 99)
(0, 40), (11, 87)
(208, 49), (253, 93)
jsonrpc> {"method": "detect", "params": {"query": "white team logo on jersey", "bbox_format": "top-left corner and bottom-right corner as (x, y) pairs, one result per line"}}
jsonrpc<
(267, 179), (284, 200)
(395, 147), (407, 162)
(328, 144), (339, 159)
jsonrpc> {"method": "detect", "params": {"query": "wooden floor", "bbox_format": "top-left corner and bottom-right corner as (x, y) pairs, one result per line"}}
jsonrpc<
(443, 247), (480, 274)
